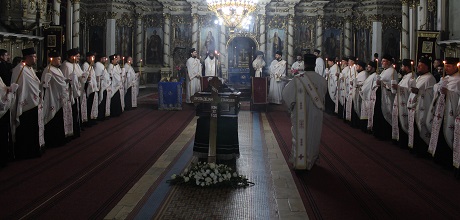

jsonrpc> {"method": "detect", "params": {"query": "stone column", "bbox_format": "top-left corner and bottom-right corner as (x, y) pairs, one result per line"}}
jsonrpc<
(344, 17), (352, 56)
(163, 13), (171, 67)
(372, 21), (382, 61)
(287, 14), (294, 66)
(219, 24), (227, 79)
(66, 0), (72, 49)
(418, 0), (427, 30)
(135, 13), (143, 67)
(315, 15), (323, 52)
(258, 5), (267, 56)
(409, 2), (417, 59)
(401, 0), (410, 59)
(106, 19), (116, 56)
(191, 10), (199, 50)
(72, 0), (80, 49)
(437, 0), (446, 31)
(53, 0), (60, 25)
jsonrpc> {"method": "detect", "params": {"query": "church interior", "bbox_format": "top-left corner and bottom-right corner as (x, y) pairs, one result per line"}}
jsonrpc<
(1, 0), (460, 219)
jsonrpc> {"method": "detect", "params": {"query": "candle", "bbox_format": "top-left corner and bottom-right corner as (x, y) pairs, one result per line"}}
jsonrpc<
(72, 56), (76, 73)
(140, 59), (142, 76)
(48, 57), (53, 72)
(443, 61), (446, 78)
(122, 56), (125, 66)
(392, 64), (396, 80)
(376, 59), (379, 74)
(104, 57), (108, 70)
(15, 62), (26, 84)
(326, 58), (329, 68)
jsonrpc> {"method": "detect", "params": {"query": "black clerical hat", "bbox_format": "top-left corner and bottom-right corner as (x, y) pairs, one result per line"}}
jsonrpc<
(86, 51), (95, 57)
(367, 60), (377, 68)
(445, 57), (459, 65)
(22, 47), (36, 56)
(304, 54), (316, 66)
(189, 48), (196, 54)
(348, 56), (357, 62)
(256, 51), (264, 56)
(342, 57), (349, 62)
(418, 57), (431, 67)
(67, 48), (80, 57)
(314, 49), (321, 54)
(382, 54), (393, 62)
(48, 51), (60, 58)
(402, 59), (412, 67)
(357, 61), (366, 69)
(276, 51), (283, 56)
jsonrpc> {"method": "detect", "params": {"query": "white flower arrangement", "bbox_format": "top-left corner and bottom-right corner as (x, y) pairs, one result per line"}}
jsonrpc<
(167, 162), (254, 188)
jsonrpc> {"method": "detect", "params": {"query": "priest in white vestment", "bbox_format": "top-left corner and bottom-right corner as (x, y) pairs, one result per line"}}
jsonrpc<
(407, 57), (436, 156)
(204, 52), (217, 77)
(391, 59), (413, 147)
(107, 55), (123, 116)
(0, 76), (17, 165)
(42, 51), (73, 147)
(268, 51), (286, 104)
(282, 54), (327, 170)
(252, 52), (266, 77)
(123, 56), (138, 110)
(344, 57), (357, 122)
(186, 48), (202, 103)
(291, 55), (305, 76)
(94, 55), (111, 119)
(61, 48), (86, 137)
(10, 47), (45, 158)
(360, 61), (377, 132)
(426, 57), (460, 169)
(337, 58), (349, 118)
(372, 55), (398, 140)
(313, 49), (325, 77)
(351, 61), (369, 128)
(82, 52), (99, 122)
(325, 58), (339, 114)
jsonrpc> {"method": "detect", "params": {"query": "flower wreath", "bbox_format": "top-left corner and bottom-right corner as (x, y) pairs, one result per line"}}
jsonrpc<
(167, 162), (254, 188)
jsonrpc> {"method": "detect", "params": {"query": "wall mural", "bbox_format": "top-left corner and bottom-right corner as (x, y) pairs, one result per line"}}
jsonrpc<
(382, 28), (400, 61)
(323, 28), (342, 61)
(200, 27), (219, 59)
(145, 27), (163, 65)
(355, 29), (371, 62)
(89, 26), (104, 55)
(294, 16), (316, 56)
(267, 29), (285, 61)
(116, 26), (133, 57)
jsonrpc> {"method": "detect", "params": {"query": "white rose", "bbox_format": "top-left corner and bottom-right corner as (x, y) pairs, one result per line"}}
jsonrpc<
(201, 182), (205, 187)
(184, 177), (190, 182)
(219, 178), (223, 182)
(171, 174), (177, 179)
(209, 163), (216, 169)
(205, 177), (212, 183)
(232, 172), (238, 177)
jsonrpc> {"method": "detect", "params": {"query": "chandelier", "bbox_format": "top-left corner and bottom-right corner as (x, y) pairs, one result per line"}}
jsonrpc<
(207, 0), (258, 32)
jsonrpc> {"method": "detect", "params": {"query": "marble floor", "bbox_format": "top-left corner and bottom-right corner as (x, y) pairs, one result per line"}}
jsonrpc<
(105, 110), (308, 220)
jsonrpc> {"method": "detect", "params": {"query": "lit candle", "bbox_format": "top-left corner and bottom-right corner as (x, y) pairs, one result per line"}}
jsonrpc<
(443, 61), (446, 78)
(140, 59), (142, 76)
(376, 59), (379, 74)
(122, 56), (125, 66)
(48, 57), (53, 72)
(326, 58), (329, 68)
(392, 64), (396, 80)
(15, 62), (26, 84)
(72, 56), (76, 73)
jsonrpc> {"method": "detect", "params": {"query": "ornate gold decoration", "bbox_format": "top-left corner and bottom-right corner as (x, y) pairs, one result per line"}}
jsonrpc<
(117, 12), (134, 28)
(143, 14), (164, 28)
(267, 15), (286, 29)
(206, 0), (257, 32)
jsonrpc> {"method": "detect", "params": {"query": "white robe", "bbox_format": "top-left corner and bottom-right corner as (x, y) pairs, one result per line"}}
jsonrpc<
(360, 72), (377, 120)
(352, 70), (369, 118)
(0, 78), (14, 118)
(427, 73), (460, 155)
(282, 71), (327, 170)
(326, 64), (339, 105)
(268, 59), (286, 104)
(252, 57), (266, 77)
(204, 57), (217, 76)
(41, 65), (73, 136)
(391, 73), (412, 140)
(291, 61), (305, 76)
(407, 73), (436, 147)
(379, 67), (398, 124)
(186, 57), (202, 103)
(315, 57), (325, 77)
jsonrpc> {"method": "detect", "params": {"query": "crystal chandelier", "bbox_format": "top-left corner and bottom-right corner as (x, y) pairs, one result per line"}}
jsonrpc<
(207, 0), (258, 32)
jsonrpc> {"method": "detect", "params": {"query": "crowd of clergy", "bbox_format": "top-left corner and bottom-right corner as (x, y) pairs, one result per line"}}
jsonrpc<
(0, 48), (139, 167)
(322, 53), (460, 178)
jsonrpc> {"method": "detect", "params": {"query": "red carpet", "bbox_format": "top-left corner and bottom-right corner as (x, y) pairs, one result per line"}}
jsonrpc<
(266, 111), (460, 219)
(0, 101), (195, 219)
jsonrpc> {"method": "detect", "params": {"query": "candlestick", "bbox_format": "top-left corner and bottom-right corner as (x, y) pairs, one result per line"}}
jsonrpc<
(72, 56), (76, 73)
(326, 58), (329, 68)
(122, 56), (125, 66)
(376, 59), (379, 74)
(15, 62), (26, 84)
(48, 58), (53, 72)
(140, 59), (143, 77)
(392, 64), (396, 80)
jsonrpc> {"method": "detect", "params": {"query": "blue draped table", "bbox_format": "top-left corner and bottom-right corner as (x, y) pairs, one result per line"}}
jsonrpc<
(158, 79), (183, 110)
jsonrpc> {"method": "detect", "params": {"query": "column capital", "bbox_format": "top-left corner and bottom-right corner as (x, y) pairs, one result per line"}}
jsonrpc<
(71, 0), (80, 3)
(163, 13), (171, 20)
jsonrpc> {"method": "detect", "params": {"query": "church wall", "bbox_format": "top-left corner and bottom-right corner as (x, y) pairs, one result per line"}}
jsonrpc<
(448, 0), (460, 39)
